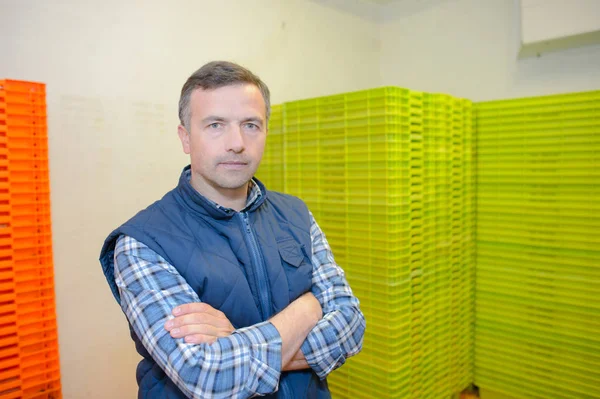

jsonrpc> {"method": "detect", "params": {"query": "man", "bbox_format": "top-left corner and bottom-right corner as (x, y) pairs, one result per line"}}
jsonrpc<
(100, 61), (365, 398)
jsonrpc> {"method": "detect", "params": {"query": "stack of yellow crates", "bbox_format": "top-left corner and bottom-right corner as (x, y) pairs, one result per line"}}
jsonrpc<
(258, 104), (284, 191)
(475, 91), (600, 399)
(257, 87), (475, 399)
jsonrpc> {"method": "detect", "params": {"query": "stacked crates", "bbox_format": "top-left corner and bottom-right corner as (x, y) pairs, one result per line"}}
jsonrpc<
(0, 80), (61, 398)
(259, 87), (475, 399)
(419, 93), (476, 398)
(320, 88), (417, 398)
(408, 89), (432, 399)
(284, 97), (323, 223)
(256, 104), (284, 191)
(475, 90), (600, 399)
(459, 96), (476, 389)
(421, 93), (452, 397)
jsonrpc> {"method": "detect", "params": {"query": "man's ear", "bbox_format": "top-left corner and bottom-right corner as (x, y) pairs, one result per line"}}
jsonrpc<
(177, 124), (191, 155)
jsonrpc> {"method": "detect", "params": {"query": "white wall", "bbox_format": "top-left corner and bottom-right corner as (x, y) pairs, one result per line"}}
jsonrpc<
(1, 0), (599, 398)
(379, 0), (600, 101)
(520, 0), (600, 43)
(0, 1), (380, 398)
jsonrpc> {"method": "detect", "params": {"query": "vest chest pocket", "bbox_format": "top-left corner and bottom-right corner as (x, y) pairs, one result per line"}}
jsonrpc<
(277, 238), (313, 302)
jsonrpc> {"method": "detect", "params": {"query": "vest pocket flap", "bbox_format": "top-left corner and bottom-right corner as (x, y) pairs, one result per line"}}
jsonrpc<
(277, 240), (305, 267)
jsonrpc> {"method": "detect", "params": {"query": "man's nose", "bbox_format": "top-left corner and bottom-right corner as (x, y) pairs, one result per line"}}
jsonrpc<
(226, 126), (245, 153)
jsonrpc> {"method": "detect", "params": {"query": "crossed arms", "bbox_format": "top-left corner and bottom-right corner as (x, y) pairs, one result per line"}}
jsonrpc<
(114, 215), (365, 399)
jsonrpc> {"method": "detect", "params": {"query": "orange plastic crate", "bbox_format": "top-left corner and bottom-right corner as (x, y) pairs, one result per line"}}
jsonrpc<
(0, 80), (45, 94)
(0, 331), (18, 349)
(0, 79), (61, 399)
(1, 114), (46, 127)
(0, 125), (47, 139)
(0, 91), (46, 105)
(13, 225), (52, 238)
(0, 103), (47, 117)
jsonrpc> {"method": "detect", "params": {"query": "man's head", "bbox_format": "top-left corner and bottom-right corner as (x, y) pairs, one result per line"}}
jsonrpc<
(178, 61), (271, 131)
(177, 61), (270, 205)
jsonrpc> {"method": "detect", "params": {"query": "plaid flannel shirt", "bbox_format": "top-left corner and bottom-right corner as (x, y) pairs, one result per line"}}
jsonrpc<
(114, 179), (365, 398)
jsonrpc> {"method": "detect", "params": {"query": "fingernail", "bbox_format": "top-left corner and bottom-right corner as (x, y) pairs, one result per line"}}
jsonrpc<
(165, 321), (173, 329)
(171, 328), (180, 336)
(173, 307), (181, 315)
(185, 336), (194, 343)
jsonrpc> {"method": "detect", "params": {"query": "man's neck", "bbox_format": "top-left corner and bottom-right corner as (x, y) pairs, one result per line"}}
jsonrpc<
(189, 174), (249, 212)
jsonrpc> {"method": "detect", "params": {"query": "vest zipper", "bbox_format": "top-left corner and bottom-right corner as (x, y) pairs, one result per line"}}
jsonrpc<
(280, 378), (292, 398)
(239, 213), (289, 398)
(238, 212), (273, 320)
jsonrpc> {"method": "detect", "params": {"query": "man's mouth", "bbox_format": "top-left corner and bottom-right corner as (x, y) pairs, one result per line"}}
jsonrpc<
(219, 161), (248, 169)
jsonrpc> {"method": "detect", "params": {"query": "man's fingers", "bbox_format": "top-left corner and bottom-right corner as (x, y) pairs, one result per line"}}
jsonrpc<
(184, 334), (217, 344)
(183, 331), (232, 344)
(292, 349), (307, 362)
(164, 303), (235, 336)
(165, 312), (233, 331)
(172, 302), (221, 317)
(169, 323), (232, 340)
(169, 323), (219, 338)
(172, 302), (230, 321)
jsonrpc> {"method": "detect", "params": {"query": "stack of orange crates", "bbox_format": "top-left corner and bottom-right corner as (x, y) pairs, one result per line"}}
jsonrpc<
(0, 80), (61, 398)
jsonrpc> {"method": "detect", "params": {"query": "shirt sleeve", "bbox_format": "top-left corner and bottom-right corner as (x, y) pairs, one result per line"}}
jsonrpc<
(113, 235), (282, 399)
(300, 212), (366, 378)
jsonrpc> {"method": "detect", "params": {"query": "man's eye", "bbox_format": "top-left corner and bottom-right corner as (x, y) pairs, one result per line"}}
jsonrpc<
(209, 123), (221, 129)
(244, 123), (258, 130)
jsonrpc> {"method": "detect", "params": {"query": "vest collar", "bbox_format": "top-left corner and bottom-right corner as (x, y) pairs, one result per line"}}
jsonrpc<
(175, 165), (267, 220)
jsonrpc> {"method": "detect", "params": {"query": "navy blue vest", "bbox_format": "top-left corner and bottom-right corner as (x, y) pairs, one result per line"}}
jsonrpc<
(100, 166), (330, 398)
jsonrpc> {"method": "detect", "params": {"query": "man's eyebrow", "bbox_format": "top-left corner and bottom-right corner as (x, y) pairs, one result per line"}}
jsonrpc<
(201, 116), (228, 124)
(242, 117), (264, 125)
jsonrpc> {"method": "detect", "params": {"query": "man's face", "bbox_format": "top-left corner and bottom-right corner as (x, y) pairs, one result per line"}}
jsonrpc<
(178, 84), (267, 198)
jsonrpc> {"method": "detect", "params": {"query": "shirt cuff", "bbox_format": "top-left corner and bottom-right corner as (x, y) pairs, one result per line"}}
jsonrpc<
(232, 321), (283, 395)
(300, 320), (344, 379)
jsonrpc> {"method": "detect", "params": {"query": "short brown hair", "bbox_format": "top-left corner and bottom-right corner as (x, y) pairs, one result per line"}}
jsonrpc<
(178, 61), (271, 130)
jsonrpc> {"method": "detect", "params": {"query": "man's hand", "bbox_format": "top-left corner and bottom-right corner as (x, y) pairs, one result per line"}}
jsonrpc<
(270, 292), (322, 367)
(164, 302), (234, 344)
(283, 349), (310, 371)
(277, 293), (321, 371)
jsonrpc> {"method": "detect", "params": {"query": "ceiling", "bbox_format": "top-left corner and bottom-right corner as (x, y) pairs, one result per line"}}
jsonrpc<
(360, 0), (406, 4)
(309, 0), (413, 22)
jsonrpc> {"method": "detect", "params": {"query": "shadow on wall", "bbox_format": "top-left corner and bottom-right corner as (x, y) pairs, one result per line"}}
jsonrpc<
(309, 0), (453, 22)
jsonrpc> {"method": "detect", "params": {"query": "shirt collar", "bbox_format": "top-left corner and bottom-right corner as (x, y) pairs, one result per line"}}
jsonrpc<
(183, 168), (263, 213)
